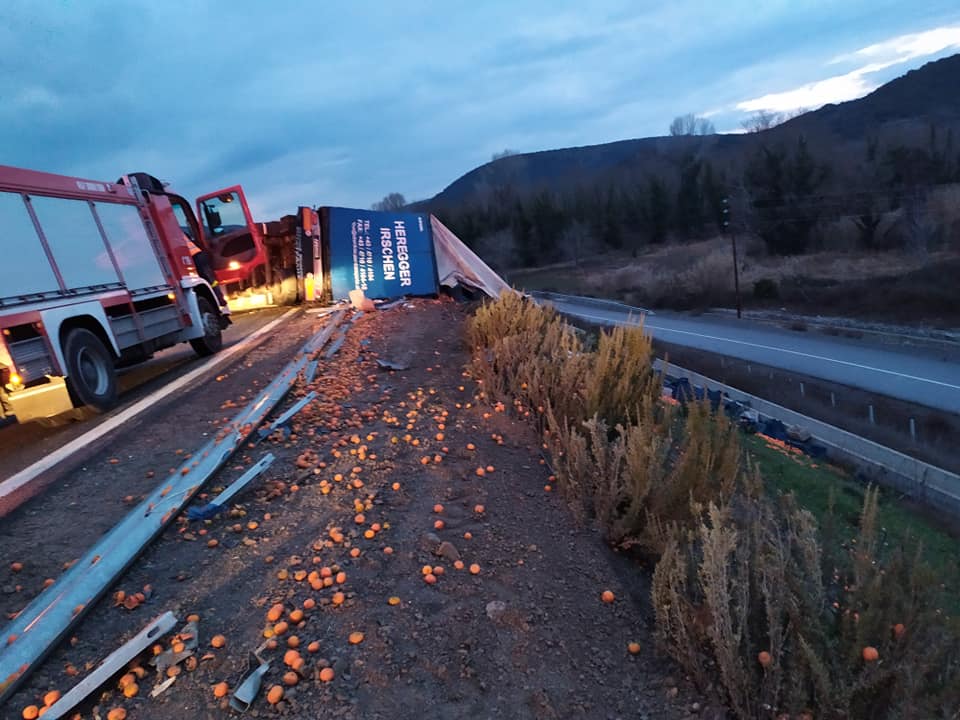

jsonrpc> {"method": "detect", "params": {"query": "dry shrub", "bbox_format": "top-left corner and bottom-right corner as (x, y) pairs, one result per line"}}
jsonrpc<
(653, 485), (960, 719)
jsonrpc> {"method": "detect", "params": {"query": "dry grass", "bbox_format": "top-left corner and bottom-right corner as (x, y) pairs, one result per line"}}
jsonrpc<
(467, 293), (960, 719)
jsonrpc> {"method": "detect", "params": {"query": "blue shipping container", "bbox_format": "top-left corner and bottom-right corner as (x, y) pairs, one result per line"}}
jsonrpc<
(327, 207), (438, 300)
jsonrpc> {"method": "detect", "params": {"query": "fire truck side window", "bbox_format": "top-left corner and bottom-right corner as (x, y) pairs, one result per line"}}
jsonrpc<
(29, 196), (121, 290)
(0, 192), (60, 299)
(199, 192), (245, 237)
(171, 202), (198, 242)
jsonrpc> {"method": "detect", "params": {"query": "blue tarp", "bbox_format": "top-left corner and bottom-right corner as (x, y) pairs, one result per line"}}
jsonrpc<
(327, 207), (438, 300)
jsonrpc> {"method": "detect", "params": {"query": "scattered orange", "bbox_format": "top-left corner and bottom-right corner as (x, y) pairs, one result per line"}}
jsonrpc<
(307, 641), (320, 653)
(106, 710), (127, 720)
(187, 613), (200, 623)
(474, 504), (485, 513)
(434, 520), (445, 530)
(273, 621), (289, 635)
(22, 707), (39, 720)
(628, 642), (641, 655)
(289, 609), (304, 623)
(283, 649), (301, 667)
(862, 646), (879, 662)
(421, 565), (433, 575)
(388, 596), (401, 606)
(211, 634), (226, 648)
(10, 562), (23, 573)
(601, 590), (615, 604)
(454, 560), (465, 570)
(469, 563), (481, 575)
(348, 631), (364, 644)
(267, 603), (284, 622)
(758, 651), (772, 668)
(283, 671), (299, 686)
(266, 685), (284, 704)
(424, 573), (437, 585)
(213, 681), (229, 698)
(332, 592), (345, 606)
(122, 682), (139, 698)
(303, 598), (316, 610)
(287, 635), (300, 648)
(319, 667), (335, 682)
(433, 504), (444, 513)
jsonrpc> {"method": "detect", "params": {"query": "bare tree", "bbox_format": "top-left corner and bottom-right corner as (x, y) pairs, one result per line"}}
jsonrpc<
(371, 192), (407, 212)
(741, 108), (809, 133)
(669, 113), (716, 136)
(491, 149), (517, 161)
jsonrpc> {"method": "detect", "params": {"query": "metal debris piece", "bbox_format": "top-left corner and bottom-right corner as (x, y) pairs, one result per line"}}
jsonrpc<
(256, 391), (317, 441)
(43, 612), (177, 720)
(150, 674), (177, 698)
(302, 309), (346, 354)
(304, 359), (319, 383)
(324, 333), (346, 358)
(230, 651), (271, 712)
(151, 619), (198, 674)
(187, 454), (275, 520)
(376, 359), (409, 371)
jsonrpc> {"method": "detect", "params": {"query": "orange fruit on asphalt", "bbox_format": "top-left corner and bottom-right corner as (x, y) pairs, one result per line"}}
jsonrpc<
(283, 671), (299, 686)
(424, 573), (437, 584)
(106, 710), (127, 720)
(11, 562), (23, 572)
(307, 641), (320, 653)
(862, 646), (879, 662)
(475, 468), (485, 476)
(266, 685), (283, 704)
(267, 604), (284, 622)
(283, 649), (301, 667)
(364, 530), (375, 539)
(122, 682), (139, 698)
(544, 485), (552, 492)
(213, 681), (229, 698)
(320, 567), (333, 578)
(289, 609), (304, 623)
(464, 532), (473, 540)
(469, 564), (481, 575)
(384, 546), (394, 555)
(354, 513), (365, 524)
(319, 667), (335, 682)
(391, 482), (400, 491)
(206, 539), (219, 548)
(433, 566), (444, 576)
(628, 642), (641, 655)
(454, 560), (465, 570)
(601, 591), (615, 604)
(351, 547), (362, 557)
(388, 596), (401, 606)
(172, 641), (186, 653)
(758, 651), (772, 667)
(332, 592), (345, 606)
(434, 520), (445, 530)
(118, 672), (136, 688)
(287, 635), (300, 648)
(22, 706), (39, 719)
(486, 465), (495, 472)
(303, 598), (316, 610)
(336, 571), (347, 584)
(893, 623), (906, 639)
(474, 504), (485, 513)
(433, 504), (444, 513)
(211, 634), (226, 648)
(466, 443), (475, 450)
(273, 621), (289, 635)
(422, 565), (433, 575)
(348, 632), (364, 644)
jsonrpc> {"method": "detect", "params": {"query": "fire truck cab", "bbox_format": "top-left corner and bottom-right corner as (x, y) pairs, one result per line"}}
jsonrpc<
(0, 164), (264, 424)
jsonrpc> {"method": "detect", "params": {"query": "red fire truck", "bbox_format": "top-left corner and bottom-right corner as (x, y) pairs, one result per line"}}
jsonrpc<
(0, 165), (266, 423)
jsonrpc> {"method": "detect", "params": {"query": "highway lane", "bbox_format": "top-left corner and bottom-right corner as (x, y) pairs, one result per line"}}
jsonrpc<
(0, 306), (293, 483)
(541, 296), (960, 415)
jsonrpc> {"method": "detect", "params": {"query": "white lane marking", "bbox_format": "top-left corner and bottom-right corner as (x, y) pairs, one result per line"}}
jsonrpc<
(0, 308), (299, 498)
(557, 307), (960, 392)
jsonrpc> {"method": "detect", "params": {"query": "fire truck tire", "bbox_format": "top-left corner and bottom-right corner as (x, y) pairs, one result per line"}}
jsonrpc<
(63, 328), (118, 413)
(190, 296), (223, 357)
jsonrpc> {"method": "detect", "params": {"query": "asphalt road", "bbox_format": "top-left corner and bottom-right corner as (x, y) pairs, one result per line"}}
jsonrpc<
(0, 306), (292, 482)
(541, 295), (960, 415)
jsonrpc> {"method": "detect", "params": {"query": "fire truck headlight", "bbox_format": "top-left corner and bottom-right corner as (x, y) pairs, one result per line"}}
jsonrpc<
(10, 372), (21, 386)
(228, 261), (240, 270)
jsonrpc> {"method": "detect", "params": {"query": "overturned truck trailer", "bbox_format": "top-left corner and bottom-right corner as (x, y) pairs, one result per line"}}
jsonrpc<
(225, 206), (510, 309)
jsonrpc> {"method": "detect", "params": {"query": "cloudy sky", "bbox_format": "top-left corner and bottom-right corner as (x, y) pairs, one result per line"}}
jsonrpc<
(2, 1), (959, 219)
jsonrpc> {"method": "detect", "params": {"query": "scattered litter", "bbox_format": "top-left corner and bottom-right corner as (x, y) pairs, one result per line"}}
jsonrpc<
(42, 612), (177, 720)
(230, 651), (271, 712)
(257, 391), (317, 441)
(348, 289), (376, 311)
(324, 334), (346, 359)
(187, 454), (275, 520)
(376, 359), (410, 371)
(151, 619), (198, 675)
(150, 674), (176, 698)
(304, 359), (319, 383)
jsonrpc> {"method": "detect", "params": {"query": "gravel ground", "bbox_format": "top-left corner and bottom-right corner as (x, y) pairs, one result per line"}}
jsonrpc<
(1, 298), (711, 720)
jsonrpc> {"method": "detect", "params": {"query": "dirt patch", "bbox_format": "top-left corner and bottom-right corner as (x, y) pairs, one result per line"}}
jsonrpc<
(1, 300), (704, 720)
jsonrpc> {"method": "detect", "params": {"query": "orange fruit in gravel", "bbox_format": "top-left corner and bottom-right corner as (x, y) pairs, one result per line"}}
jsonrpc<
(391, 482), (400, 491)
(307, 641), (320, 653)
(454, 560), (465, 570)
(758, 651), (772, 667)
(266, 685), (283, 704)
(354, 513), (365, 524)
(469, 564), (481, 575)
(319, 667), (335, 682)
(11, 562), (24, 573)
(601, 591), (615, 603)
(106, 710), (127, 720)
(628, 642), (641, 655)
(433, 504), (444, 513)
(384, 547), (394, 555)
(486, 465), (494, 472)
(332, 592), (345, 606)
(424, 573), (437, 584)
(273, 621), (289, 635)
(23, 707), (39, 719)
(422, 565), (433, 575)
(348, 632), (364, 644)
(284, 649), (301, 666)
(283, 671), (299, 686)
(544, 485), (552, 492)
(464, 532), (473, 540)
(320, 567), (332, 578)
(336, 571), (347, 584)
(475, 468), (485, 476)
(434, 520), (445, 530)
(862, 646), (879, 662)
(122, 682), (139, 698)
(303, 598), (316, 610)
(289, 609), (304, 623)
(350, 547), (361, 557)
(213, 681), (229, 698)
(287, 636), (300, 648)
(119, 672), (136, 688)
(206, 539), (219, 548)
(211, 634), (226, 648)
(474, 504), (485, 513)
(466, 443), (475, 450)
(388, 596), (401, 606)
(267, 603), (284, 622)
(371, 523), (382, 532)
(364, 530), (375, 539)
(172, 641), (186, 653)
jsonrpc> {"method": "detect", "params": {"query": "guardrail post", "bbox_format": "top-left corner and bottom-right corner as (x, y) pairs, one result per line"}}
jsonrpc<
(800, 382), (805, 397)
(830, 392), (836, 407)
(910, 417), (917, 443)
(869, 405), (875, 425)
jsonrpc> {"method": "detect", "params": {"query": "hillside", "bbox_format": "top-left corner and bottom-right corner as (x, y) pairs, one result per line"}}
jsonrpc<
(419, 53), (960, 211)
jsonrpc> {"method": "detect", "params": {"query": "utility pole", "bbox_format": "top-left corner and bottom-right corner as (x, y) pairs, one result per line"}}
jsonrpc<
(722, 197), (742, 319)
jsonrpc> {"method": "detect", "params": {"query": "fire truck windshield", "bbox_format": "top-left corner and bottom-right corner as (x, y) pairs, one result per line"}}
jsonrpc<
(199, 192), (246, 237)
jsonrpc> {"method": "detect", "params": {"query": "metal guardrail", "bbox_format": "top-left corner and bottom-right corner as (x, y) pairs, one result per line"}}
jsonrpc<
(655, 359), (960, 518)
(529, 290), (655, 317)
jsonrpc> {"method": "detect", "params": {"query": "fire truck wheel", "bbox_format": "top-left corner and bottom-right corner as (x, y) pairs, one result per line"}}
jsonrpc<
(190, 296), (224, 357)
(63, 328), (118, 413)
